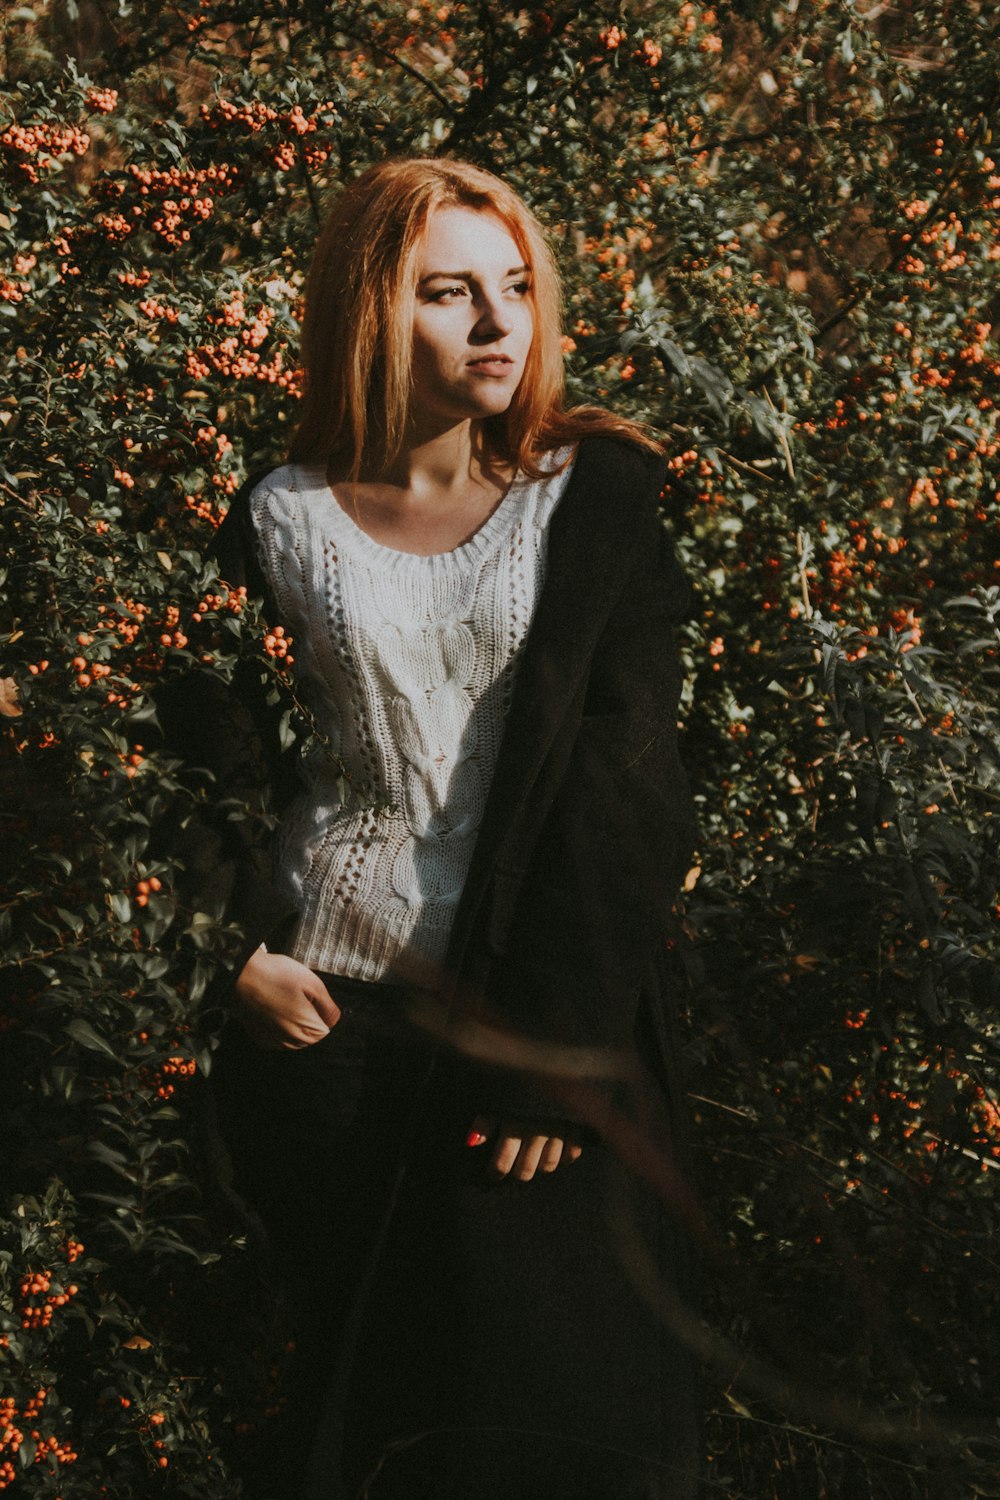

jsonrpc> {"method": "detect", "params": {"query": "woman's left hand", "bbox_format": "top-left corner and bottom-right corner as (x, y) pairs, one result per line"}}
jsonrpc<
(466, 1115), (583, 1181)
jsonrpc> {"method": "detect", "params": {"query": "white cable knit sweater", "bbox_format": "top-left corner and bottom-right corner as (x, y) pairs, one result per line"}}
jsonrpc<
(249, 448), (576, 984)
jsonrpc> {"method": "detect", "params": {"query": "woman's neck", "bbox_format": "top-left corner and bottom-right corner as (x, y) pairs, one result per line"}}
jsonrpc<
(354, 419), (511, 501)
(325, 420), (518, 556)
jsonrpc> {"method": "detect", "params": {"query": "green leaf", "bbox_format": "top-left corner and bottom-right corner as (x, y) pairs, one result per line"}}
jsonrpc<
(64, 1017), (117, 1059)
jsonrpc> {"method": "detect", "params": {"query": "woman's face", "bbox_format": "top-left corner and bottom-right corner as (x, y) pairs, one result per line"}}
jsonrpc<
(408, 204), (534, 433)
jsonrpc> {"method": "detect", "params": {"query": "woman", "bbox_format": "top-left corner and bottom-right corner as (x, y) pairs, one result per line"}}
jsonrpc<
(163, 157), (700, 1500)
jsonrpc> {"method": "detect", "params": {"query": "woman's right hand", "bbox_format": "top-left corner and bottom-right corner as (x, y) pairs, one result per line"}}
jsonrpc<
(232, 948), (342, 1050)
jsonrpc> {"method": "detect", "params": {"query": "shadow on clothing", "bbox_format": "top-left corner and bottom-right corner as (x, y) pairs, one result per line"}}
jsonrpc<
(206, 981), (702, 1500)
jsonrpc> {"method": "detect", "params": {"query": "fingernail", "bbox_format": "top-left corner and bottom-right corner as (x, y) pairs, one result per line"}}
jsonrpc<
(465, 1130), (487, 1148)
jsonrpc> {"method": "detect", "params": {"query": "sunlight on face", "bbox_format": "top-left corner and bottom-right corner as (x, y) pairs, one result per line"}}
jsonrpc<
(408, 205), (534, 432)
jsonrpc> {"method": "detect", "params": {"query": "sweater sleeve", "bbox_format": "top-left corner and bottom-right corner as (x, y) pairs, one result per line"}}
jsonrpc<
(152, 472), (299, 992)
(469, 484), (697, 1127)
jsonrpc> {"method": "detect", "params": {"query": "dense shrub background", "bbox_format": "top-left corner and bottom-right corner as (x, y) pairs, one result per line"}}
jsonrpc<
(2, 1), (998, 1494)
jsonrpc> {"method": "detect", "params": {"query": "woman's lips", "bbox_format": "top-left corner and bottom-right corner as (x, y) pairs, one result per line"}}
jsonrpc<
(468, 355), (514, 375)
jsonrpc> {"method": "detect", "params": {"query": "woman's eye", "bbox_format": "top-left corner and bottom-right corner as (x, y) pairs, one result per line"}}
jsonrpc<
(507, 281), (532, 297)
(429, 285), (467, 302)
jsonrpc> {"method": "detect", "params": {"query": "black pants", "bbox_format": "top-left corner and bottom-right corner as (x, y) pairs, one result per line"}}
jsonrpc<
(209, 977), (701, 1500)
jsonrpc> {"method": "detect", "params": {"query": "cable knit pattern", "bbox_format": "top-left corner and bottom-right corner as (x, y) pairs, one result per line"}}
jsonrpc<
(249, 448), (576, 984)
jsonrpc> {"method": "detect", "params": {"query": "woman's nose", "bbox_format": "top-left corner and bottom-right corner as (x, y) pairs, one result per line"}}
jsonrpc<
(472, 290), (512, 338)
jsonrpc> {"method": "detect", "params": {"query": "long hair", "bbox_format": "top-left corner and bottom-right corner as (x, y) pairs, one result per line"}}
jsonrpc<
(290, 157), (662, 479)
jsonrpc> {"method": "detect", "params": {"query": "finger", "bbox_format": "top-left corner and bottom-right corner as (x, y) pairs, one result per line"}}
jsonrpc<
(272, 1025), (327, 1052)
(566, 1142), (583, 1162)
(491, 1134), (522, 1178)
(293, 1017), (331, 1045)
(513, 1136), (548, 1182)
(254, 1025), (307, 1052)
(466, 1114), (493, 1148)
(304, 978), (342, 1030)
(538, 1136), (565, 1173)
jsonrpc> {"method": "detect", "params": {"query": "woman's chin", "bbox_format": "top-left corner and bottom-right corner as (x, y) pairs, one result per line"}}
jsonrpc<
(411, 396), (519, 434)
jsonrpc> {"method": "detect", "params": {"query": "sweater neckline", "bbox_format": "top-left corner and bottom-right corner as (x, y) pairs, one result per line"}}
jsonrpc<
(290, 459), (530, 570)
(292, 452), (574, 574)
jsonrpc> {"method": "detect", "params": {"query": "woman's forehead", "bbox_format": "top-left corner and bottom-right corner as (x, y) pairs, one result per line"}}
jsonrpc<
(419, 204), (526, 272)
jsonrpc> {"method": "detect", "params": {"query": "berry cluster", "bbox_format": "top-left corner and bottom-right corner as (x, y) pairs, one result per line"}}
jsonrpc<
(200, 95), (339, 172)
(86, 87), (119, 114)
(263, 624), (294, 665)
(1, 1390), (79, 1487)
(17, 1270), (80, 1331)
(0, 120), (90, 183)
(140, 1055), (197, 1101)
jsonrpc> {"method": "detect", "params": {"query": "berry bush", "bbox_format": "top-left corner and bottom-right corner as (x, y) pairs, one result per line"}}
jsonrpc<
(1, 2), (998, 1494)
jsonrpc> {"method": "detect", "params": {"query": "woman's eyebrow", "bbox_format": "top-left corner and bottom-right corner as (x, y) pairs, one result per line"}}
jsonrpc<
(418, 263), (531, 284)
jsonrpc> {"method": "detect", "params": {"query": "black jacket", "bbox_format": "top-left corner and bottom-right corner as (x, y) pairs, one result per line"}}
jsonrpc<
(157, 435), (697, 1130)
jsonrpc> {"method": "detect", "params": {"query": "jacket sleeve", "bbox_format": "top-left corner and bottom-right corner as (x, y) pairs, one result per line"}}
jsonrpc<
(472, 490), (697, 1125)
(151, 473), (299, 991)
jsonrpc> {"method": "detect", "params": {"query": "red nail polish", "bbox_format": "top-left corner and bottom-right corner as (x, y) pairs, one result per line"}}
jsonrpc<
(466, 1129), (487, 1147)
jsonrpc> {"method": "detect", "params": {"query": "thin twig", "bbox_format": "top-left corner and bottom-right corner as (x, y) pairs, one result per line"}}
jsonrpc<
(763, 386), (795, 480)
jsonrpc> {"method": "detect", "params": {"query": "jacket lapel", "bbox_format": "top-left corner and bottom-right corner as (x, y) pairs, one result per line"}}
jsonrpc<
(446, 437), (645, 970)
